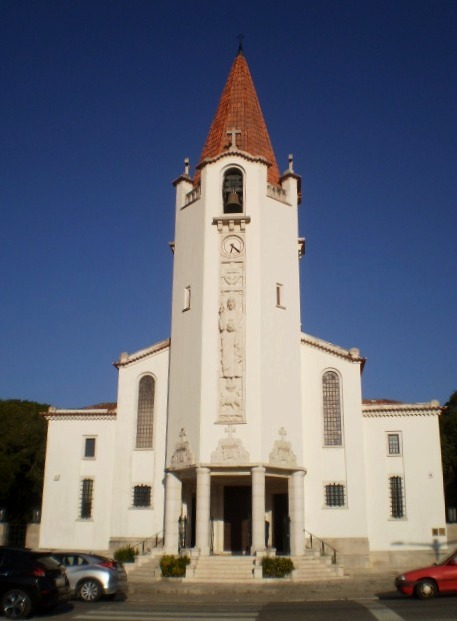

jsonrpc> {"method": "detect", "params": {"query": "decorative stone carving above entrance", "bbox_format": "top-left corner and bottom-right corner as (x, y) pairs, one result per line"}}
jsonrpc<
(171, 428), (195, 468)
(211, 425), (249, 464)
(269, 427), (297, 466)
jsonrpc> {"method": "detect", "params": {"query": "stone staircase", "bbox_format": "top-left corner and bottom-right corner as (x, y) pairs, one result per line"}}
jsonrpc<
(124, 553), (161, 582)
(125, 550), (344, 583)
(187, 554), (256, 582)
(290, 553), (344, 581)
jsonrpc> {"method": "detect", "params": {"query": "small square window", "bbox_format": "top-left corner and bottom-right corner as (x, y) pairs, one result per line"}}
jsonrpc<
(133, 485), (151, 508)
(84, 437), (96, 458)
(387, 433), (401, 455)
(324, 483), (345, 507)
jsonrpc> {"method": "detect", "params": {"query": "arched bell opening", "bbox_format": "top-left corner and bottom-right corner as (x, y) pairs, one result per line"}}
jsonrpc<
(223, 168), (244, 214)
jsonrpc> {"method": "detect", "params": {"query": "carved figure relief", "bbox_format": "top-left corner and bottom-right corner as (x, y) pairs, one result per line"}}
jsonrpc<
(219, 296), (243, 378)
(218, 234), (245, 423)
(211, 425), (250, 464)
(170, 428), (195, 468)
(269, 427), (297, 467)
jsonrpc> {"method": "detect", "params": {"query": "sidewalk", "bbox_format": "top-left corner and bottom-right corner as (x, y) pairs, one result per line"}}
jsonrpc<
(127, 570), (400, 603)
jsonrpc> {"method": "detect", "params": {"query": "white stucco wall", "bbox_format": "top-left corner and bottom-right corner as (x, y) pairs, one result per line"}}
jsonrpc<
(300, 337), (369, 540)
(40, 415), (116, 551)
(363, 408), (446, 553)
(167, 155), (303, 468)
(110, 345), (169, 540)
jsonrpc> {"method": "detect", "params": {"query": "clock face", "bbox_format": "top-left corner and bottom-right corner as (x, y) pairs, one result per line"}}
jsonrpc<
(222, 235), (244, 257)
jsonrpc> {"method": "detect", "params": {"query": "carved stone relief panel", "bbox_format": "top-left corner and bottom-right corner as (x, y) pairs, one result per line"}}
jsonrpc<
(218, 230), (246, 423)
(211, 425), (250, 464)
(170, 428), (195, 468)
(269, 427), (297, 467)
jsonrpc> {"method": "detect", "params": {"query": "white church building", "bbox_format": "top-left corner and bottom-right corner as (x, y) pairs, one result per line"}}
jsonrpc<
(40, 50), (446, 569)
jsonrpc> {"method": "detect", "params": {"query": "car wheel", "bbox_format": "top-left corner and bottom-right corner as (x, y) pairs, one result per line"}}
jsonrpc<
(1, 589), (32, 619)
(78, 579), (102, 602)
(414, 579), (438, 600)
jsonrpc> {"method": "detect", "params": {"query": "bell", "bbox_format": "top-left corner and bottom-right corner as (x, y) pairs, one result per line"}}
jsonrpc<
(226, 191), (241, 210)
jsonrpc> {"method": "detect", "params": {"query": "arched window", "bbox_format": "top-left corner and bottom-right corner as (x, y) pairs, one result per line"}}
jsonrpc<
(322, 371), (342, 446)
(223, 168), (243, 213)
(136, 376), (155, 448)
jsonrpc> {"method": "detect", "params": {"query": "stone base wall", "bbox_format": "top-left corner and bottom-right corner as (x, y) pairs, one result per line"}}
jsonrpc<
(446, 523), (457, 547)
(321, 537), (449, 571)
(25, 523), (40, 549)
(368, 549), (442, 571)
(321, 537), (370, 568)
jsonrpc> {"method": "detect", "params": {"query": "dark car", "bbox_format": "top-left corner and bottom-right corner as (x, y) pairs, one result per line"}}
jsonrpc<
(0, 546), (70, 619)
(395, 549), (457, 599)
(50, 552), (128, 602)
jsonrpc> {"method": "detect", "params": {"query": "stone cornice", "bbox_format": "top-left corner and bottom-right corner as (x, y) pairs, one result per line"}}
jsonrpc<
(114, 338), (170, 368)
(362, 401), (441, 417)
(196, 149), (271, 173)
(43, 408), (117, 421)
(301, 332), (366, 369)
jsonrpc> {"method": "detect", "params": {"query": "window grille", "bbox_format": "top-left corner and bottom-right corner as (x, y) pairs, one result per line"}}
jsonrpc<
(389, 476), (404, 518)
(388, 433), (400, 455)
(133, 485), (152, 508)
(136, 376), (155, 448)
(325, 483), (345, 507)
(323, 371), (342, 446)
(80, 479), (93, 519)
(84, 437), (96, 458)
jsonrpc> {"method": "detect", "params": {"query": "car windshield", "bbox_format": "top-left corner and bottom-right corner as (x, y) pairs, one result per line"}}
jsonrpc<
(34, 555), (62, 570)
(437, 550), (457, 566)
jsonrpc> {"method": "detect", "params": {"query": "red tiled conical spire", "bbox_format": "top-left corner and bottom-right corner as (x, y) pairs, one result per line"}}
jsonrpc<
(195, 51), (281, 186)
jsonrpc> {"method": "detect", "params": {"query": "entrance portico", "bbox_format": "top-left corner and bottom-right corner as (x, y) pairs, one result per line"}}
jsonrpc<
(163, 465), (305, 557)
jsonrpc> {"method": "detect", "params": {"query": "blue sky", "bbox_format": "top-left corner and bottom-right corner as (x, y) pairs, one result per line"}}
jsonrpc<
(1, 0), (456, 408)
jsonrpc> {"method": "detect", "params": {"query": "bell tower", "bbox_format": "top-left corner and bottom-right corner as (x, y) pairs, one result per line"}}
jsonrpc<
(164, 49), (305, 557)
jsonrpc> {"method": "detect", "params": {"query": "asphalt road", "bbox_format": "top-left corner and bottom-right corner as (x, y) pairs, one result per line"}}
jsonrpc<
(34, 596), (457, 621)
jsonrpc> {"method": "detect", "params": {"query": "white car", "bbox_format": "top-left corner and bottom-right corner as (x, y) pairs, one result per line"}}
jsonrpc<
(50, 552), (128, 602)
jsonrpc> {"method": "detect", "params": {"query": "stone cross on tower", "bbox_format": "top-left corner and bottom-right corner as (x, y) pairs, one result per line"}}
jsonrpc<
(227, 127), (241, 150)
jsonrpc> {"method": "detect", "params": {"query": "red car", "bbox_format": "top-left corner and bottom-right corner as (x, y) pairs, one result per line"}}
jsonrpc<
(396, 550), (457, 599)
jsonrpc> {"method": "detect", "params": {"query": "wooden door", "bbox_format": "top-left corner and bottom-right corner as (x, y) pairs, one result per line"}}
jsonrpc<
(224, 486), (251, 554)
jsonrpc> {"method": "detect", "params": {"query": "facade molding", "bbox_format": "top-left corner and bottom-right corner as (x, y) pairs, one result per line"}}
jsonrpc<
(114, 338), (170, 368)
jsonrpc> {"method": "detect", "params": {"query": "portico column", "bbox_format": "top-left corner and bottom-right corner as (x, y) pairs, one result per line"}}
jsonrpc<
(289, 470), (305, 556)
(251, 466), (266, 555)
(164, 472), (182, 554)
(195, 467), (211, 556)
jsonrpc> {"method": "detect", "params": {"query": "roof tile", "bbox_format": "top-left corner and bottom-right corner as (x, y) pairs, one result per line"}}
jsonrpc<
(195, 51), (280, 185)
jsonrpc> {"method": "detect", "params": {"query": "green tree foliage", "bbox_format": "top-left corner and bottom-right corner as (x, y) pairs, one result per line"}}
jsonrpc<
(439, 391), (457, 509)
(0, 399), (48, 522)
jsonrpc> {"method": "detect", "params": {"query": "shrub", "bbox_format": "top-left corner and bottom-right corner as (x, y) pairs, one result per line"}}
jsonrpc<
(261, 556), (294, 578)
(114, 545), (138, 563)
(160, 554), (190, 577)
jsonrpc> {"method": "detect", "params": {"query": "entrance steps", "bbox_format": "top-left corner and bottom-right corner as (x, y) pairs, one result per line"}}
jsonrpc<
(125, 551), (345, 583)
(290, 554), (344, 581)
(187, 554), (256, 582)
(124, 553), (161, 582)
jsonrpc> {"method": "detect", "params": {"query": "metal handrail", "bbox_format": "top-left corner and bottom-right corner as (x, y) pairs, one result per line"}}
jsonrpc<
(128, 531), (164, 556)
(304, 529), (337, 564)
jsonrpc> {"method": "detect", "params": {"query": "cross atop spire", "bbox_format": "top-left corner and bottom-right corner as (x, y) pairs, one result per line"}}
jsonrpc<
(195, 51), (281, 186)
(237, 33), (244, 54)
(227, 127), (241, 149)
